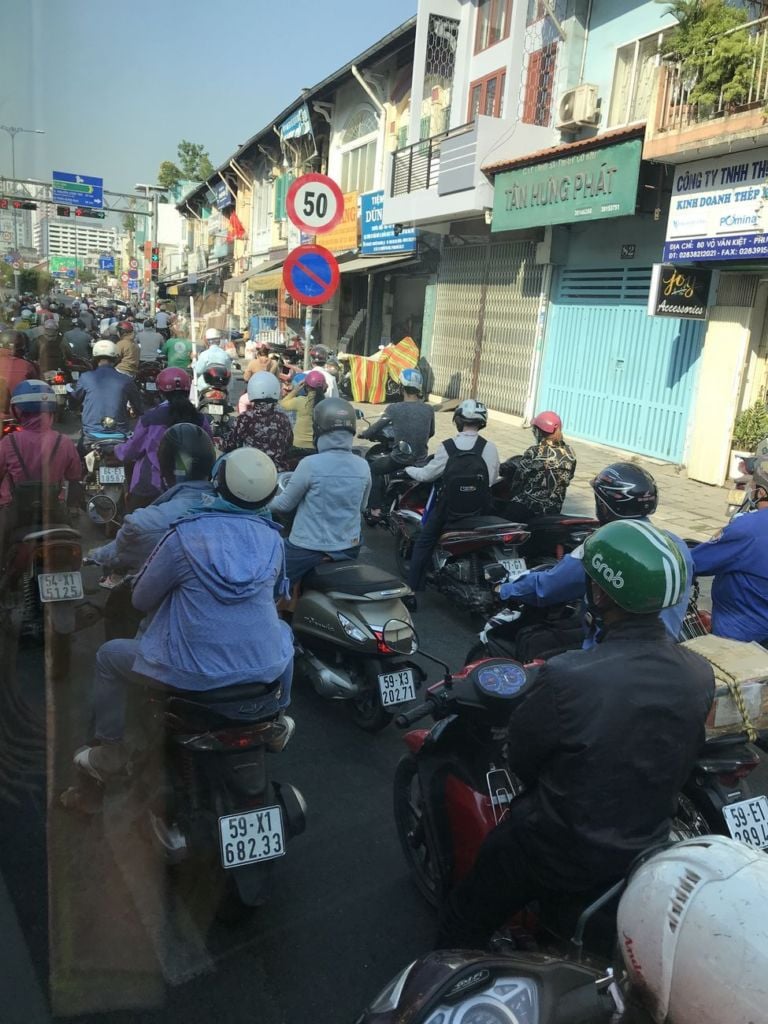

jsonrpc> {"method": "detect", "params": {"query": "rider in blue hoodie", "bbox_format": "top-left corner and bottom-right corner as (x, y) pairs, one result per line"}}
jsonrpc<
(74, 448), (294, 781)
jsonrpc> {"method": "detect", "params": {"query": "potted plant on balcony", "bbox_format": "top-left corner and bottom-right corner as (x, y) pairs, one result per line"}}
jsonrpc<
(660, 0), (754, 113)
(731, 402), (768, 478)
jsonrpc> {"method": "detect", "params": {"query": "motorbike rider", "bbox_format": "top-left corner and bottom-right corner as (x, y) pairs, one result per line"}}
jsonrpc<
(193, 328), (233, 387)
(0, 380), (83, 538)
(154, 304), (172, 339)
(309, 345), (339, 398)
(0, 330), (38, 414)
(404, 399), (500, 608)
(498, 410), (576, 519)
(270, 397), (371, 584)
(498, 462), (694, 646)
(692, 454), (768, 645)
(114, 321), (140, 376)
(224, 371), (293, 470)
(35, 319), (64, 375)
(113, 367), (212, 511)
(243, 343), (279, 383)
(162, 324), (194, 370)
(361, 367), (435, 521)
(63, 317), (93, 360)
(73, 448), (295, 781)
(71, 340), (143, 444)
(437, 519), (714, 950)
(135, 317), (165, 363)
(279, 369), (328, 458)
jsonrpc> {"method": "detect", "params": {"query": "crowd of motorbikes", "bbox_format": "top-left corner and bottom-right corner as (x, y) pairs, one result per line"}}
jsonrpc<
(2, 292), (768, 1021)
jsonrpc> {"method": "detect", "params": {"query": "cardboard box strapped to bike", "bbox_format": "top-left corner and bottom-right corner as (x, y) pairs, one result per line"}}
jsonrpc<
(682, 634), (768, 738)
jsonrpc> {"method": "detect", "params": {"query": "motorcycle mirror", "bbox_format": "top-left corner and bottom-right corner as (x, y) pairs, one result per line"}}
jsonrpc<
(355, 408), (366, 420)
(395, 440), (413, 457)
(382, 618), (418, 656)
(87, 493), (117, 525)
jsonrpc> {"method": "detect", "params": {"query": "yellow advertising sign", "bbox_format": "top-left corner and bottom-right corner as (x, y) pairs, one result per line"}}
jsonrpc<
(322, 192), (359, 252)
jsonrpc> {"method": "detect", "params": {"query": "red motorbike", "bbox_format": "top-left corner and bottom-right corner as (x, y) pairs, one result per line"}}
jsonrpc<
(390, 479), (530, 615)
(136, 358), (166, 407)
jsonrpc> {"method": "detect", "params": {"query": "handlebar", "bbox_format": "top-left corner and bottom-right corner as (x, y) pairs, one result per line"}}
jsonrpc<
(395, 701), (434, 728)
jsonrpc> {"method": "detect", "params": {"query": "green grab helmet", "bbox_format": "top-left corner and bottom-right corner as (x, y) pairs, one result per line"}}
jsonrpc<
(582, 519), (688, 614)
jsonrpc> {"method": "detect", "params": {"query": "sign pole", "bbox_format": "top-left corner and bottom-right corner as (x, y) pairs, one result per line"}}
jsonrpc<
(303, 304), (312, 370)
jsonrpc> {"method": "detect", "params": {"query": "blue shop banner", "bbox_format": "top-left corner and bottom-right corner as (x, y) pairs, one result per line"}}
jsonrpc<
(360, 190), (417, 255)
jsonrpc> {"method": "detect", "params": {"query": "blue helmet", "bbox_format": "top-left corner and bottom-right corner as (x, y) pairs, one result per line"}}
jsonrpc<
(293, 372), (307, 389)
(11, 379), (58, 416)
(399, 368), (423, 394)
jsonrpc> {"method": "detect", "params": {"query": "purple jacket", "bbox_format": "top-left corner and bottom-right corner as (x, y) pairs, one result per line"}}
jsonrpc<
(115, 402), (212, 496)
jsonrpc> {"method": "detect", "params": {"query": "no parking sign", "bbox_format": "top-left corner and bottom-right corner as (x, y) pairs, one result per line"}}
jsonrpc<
(282, 244), (340, 306)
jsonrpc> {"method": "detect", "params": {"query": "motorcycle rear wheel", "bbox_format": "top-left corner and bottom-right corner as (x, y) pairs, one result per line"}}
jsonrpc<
(393, 754), (443, 907)
(348, 684), (392, 732)
(394, 528), (415, 579)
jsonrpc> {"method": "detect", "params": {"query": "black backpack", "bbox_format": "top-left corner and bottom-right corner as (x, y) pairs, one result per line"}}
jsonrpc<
(438, 436), (491, 517)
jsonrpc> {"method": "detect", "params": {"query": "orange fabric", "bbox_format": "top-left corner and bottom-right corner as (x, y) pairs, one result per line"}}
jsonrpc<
(345, 337), (420, 403)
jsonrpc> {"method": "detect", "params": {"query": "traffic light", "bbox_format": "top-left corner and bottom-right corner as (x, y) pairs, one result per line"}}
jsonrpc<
(56, 205), (71, 217)
(75, 208), (106, 219)
(150, 246), (159, 282)
(12, 200), (37, 210)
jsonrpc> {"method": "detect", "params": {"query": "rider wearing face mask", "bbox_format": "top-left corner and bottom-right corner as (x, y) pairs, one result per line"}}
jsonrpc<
(498, 462), (693, 646)
(497, 410), (576, 520)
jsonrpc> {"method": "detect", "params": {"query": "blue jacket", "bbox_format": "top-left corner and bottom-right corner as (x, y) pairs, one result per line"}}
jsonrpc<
(692, 509), (768, 643)
(499, 521), (694, 646)
(130, 511), (293, 690)
(89, 480), (214, 572)
(74, 365), (143, 435)
(269, 431), (371, 551)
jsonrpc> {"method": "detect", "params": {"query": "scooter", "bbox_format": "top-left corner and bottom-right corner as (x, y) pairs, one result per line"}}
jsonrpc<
(198, 365), (235, 444)
(136, 358), (165, 407)
(82, 419), (129, 535)
(42, 368), (68, 422)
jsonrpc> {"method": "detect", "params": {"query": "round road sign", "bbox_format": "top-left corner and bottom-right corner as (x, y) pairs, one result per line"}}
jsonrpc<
(120, 272), (129, 283)
(129, 258), (138, 270)
(283, 244), (340, 306)
(286, 174), (344, 235)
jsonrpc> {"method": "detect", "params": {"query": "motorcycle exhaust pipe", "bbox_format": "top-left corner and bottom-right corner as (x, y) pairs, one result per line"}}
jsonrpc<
(298, 651), (360, 699)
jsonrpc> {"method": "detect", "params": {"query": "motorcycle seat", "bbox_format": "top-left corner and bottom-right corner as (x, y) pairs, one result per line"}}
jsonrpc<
(440, 517), (530, 544)
(147, 680), (279, 702)
(85, 431), (127, 441)
(525, 514), (598, 529)
(304, 561), (408, 598)
(18, 526), (80, 542)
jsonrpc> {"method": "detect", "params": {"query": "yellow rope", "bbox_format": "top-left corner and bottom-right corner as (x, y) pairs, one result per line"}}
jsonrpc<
(696, 653), (758, 743)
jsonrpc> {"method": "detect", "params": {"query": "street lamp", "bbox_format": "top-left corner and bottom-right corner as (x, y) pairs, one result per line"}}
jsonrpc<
(0, 125), (45, 292)
(134, 183), (166, 312)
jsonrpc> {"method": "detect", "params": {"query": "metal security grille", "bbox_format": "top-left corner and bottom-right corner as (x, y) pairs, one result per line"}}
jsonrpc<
(428, 241), (543, 416)
(558, 266), (652, 304)
(424, 14), (459, 99)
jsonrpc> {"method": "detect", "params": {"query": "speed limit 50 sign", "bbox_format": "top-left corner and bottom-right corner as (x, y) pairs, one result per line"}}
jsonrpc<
(286, 173), (344, 235)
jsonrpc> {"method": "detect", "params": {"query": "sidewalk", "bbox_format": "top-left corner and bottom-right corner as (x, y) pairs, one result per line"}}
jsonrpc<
(357, 402), (730, 542)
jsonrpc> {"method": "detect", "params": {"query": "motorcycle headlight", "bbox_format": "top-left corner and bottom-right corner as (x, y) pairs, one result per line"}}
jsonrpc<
(367, 961), (417, 1014)
(338, 613), (368, 643)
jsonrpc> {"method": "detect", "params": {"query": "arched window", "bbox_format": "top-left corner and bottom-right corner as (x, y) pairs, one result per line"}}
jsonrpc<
(340, 106), (379, 193)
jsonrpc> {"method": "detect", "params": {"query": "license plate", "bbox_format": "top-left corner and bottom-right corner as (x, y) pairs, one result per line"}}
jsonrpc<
(219, 806), (285, 868)
(145, 381), (157, 391)
(99, 466), (125, 484)
(378, 668), (417, 707)
(71, 371), (80, 380)
(37, 571), (83, 603)
(722, 795), (768, 849)
(501, 557), (527, 580)
(53, 384), (67, 395)
(208, 404), (224, 416)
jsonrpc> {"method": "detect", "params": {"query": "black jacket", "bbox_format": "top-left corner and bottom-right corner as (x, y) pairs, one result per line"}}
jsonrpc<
(506, 617), (714, 886)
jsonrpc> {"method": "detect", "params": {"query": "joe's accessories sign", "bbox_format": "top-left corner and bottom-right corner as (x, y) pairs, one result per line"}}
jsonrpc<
(647, 264), (715, 321)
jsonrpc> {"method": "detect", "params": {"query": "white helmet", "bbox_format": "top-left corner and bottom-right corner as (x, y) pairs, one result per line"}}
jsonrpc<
(211, 448), (277, 509)
(247, 371), (281, 403)
(92, 340), (118, 361)
(617, 835), (768, 1024)
(454, 398), (488, 428)
(205, 327), (222, 342)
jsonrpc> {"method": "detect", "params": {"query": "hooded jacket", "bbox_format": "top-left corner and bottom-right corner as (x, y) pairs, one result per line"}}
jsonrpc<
(114, 402), (212, 496)
(0, 413), (82, 507)
(270, 430), (371, 551)
(131, 511), (293, 690)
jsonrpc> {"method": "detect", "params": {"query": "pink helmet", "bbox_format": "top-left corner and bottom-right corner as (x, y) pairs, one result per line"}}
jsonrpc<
(531, 410), (562, 435)
(157, 367), (191, 393)
(304, 369), (328, 392)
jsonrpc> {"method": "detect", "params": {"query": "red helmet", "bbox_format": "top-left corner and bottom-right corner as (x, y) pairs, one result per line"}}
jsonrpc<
(304, 369), (328, 392)
(117, 320), (134, 334)
(531, 410), (562, 435)
(157, 367), (191, 393)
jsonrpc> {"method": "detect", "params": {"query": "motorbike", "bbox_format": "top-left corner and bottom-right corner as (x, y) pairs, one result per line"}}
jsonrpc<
(392, 629), (766, 916)
(42, 368), (69, 422)
(135, 358), (165, 407)
(390, 478), (531, 616)
(198, 367), (235, 445)
(82, 418), (129, 535)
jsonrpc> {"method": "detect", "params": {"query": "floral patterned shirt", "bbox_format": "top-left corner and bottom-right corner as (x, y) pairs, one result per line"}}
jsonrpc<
(223, 404), (294, 470)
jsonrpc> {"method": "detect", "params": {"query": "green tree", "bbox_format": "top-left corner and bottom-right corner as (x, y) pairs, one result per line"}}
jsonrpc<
(79, 268), (96, 283)
(158, 160), (183, 190)
(177, 140), (213, 179)
(19, 268), (53, 294)
(122, 212), (137, 233)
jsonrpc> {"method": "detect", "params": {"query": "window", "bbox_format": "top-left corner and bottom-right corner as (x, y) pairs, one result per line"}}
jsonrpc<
(527, 0), (546, 24)
(468, 69), (507, 121)
(608, 32), (667, 127)
(273, 173), (293, 221)
(475, 0), (512, 53)
(522, 44), (557, 126)
(340, 107), (379, 194)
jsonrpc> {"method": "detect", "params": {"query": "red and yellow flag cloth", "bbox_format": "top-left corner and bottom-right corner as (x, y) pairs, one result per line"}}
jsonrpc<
(345, 337), (419, 404)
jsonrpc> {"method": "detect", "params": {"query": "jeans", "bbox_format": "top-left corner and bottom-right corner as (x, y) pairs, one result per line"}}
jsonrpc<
(284, 540), (359, 584)
(92, 638), (293, 743)
(367, 454), (397, 510)
(407, 509), (446, 591)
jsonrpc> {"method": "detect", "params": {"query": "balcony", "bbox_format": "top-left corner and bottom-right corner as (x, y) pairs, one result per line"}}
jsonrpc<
(644, 16), (768, 164)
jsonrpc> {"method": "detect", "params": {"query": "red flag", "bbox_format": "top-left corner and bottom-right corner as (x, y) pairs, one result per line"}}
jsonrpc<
(227, 211), (246, 241)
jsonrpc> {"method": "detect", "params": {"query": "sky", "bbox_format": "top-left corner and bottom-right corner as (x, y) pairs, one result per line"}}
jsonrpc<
(1, 0), (417, 203)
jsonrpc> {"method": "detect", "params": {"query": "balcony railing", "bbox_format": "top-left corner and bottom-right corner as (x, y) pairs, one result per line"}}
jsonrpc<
(656, 15), (768, 134)
(390, 122), (473, 197)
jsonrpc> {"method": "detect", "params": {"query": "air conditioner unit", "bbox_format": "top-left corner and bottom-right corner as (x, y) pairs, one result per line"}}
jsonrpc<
(556, 84), (599, 131)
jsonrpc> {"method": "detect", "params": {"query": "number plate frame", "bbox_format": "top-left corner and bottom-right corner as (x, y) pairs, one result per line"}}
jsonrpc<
(218, 805), (286, 869)
(99, 466), (125, 484)
(377, 668), (417, 707)
(501, 557), (527, 580)
(144, 381), (157, 391)
(53, 384), (67, 395)
(207, 404), (224, 416)
(37, 571), (84, 603)
(722, 795), (768, 849)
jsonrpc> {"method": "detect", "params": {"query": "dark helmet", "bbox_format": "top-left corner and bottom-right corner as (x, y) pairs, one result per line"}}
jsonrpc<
(313, 397), (356, 437)
(310, 344), (329, 365)
(157, 422), (216, 487)
(591, 462), (658, 523)
(202, 364), (231, 388)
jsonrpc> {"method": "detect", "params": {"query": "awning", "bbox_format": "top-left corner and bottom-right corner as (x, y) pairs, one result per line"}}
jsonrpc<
(246, 268), (284, 292)
(166, 284), (179, 296)
(339, 253), (416, 275)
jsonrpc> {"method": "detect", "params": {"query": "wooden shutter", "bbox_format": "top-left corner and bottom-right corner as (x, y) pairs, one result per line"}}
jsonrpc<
(522, 49), (543, 124)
